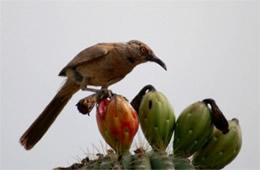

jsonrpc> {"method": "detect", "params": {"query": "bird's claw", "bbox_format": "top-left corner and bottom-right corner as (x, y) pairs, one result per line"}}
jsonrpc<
(96, 89), (113, 103)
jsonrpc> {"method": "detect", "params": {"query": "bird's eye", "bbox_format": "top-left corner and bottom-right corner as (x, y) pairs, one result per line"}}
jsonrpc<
(140, 47), (148, 54)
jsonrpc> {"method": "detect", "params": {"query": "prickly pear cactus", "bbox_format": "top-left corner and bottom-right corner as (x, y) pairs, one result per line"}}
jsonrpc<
(192, 118), (242, 169)
(96, 95), (139, 154)
(173, 101), (213, 158)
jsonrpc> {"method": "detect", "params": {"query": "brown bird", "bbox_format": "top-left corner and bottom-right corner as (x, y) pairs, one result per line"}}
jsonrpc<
(20, 40), (167, 150)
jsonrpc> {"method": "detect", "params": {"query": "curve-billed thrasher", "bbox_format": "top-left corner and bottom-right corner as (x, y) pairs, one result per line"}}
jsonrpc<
(20, 40), (167, 150)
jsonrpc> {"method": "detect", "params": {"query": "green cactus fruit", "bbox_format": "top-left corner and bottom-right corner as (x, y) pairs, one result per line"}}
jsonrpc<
(192, 118), (242, 169)
(96, 95), (139, 155)
(173, 101), (213, 158)
(138, 90), (175, 151)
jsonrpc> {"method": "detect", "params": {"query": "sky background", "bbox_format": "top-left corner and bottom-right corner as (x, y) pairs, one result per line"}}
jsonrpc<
(1, 0), (259, 169)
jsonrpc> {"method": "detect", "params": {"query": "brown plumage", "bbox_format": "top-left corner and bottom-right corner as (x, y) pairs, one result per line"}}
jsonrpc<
(20, 40), (167, 150)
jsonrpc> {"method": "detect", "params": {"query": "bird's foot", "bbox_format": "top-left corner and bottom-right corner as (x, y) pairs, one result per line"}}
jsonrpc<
(96, 88), (113, 103)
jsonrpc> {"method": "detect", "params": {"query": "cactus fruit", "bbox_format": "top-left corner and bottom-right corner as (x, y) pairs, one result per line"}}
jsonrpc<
(138, 89), (175, 151)
(96, 95), (139, 154)
(173, 101), (214, 158)
(59, 87), (241, 170)
(192, 118), (242, 169)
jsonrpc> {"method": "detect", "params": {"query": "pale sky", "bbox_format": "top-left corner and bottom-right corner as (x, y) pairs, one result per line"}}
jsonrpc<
(1, 0), (259, 169)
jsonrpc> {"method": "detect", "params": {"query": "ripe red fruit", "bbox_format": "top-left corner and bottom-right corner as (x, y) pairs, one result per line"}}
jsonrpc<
(96, 95), (139, 154)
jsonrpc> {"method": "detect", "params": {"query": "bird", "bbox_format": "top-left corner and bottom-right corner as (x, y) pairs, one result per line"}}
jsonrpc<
(20, 40), (167, 150)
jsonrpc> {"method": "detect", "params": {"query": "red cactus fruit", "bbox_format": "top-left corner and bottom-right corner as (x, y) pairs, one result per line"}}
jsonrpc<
(96, 95), (139, 154)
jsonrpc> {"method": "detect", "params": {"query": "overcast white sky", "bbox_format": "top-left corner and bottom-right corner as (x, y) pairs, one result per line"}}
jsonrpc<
(1, 0), (259, 169)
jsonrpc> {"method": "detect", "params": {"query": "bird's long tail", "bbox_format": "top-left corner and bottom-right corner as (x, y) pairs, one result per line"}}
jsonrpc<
(20, 79), (80, 150)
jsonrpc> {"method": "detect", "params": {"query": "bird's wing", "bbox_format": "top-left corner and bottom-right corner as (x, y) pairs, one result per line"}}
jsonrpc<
(59, 44), (110, 76)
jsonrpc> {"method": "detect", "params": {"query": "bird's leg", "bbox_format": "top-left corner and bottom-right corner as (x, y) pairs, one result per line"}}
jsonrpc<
(83, 87), (100, 93)
(79, 77), (112, 96)
(79, 77), (112, 101)
(82, 86), (111, 95)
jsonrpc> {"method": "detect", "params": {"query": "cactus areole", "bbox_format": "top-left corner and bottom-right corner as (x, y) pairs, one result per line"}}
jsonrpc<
(96, 95), (139, 154)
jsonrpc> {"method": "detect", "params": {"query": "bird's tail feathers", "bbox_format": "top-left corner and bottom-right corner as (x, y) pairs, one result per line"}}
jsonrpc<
(20, 79), (79, 150)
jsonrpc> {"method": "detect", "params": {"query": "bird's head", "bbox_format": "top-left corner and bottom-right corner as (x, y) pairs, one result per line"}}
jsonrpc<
(127, 40), (167, 70)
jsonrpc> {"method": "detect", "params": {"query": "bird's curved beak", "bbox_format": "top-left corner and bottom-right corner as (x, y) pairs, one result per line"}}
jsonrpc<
(148, 54), (167, 70)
